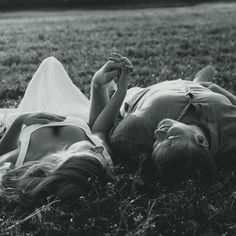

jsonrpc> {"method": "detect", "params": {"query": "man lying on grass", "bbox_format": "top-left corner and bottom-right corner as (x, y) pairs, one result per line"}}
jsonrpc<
(109, 55), (236, 185)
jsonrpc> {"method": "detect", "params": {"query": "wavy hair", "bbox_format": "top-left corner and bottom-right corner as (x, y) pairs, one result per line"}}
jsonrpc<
(2, 150), (107, 200)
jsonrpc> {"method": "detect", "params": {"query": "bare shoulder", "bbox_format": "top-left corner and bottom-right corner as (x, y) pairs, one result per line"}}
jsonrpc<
(93, 132), (113, 156)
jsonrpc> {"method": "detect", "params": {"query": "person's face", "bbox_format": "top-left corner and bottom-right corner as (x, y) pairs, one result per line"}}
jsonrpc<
(152, 119), (199, 160)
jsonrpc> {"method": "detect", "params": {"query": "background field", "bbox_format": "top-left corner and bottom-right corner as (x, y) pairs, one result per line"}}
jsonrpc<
(1, 2), (236, 235)
(0, 0), (224, 10)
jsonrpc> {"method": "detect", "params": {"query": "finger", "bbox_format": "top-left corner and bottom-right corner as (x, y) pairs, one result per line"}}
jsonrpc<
(106, 61), (125, 71)
(111, 53), (123, 58)
(24, 118), (42, 126)
(109, 58), (133, 70)
(125, 65), (134, 71)
(122, 57), (133, 67)
(105, 69), (120, 81)
(109, 55), (131, 65)
(111, 53), (132, 65)
(56, 115), (66, 119)
(199, 82), (212, 88)
(199, 82), (211, 86)
(53, 115), (65, 121)
(109, 56), (133, 71)
(108, 57), (122, 63)
(38, 113), (65, 121)
(35, 119), (51, 124)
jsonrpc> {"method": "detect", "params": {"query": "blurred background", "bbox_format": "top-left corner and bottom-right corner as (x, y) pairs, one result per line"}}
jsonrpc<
(0, 0), (230, 10)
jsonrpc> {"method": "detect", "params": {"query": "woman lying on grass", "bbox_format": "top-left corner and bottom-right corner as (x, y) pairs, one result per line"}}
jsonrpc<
(109, 56), (236, 185)
(0, 55), (133, 200)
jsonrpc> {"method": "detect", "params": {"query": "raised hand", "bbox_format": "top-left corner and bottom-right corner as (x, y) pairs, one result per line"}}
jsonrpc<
(92, 60), (124, 88)
(108, 53), (134, 71)
(89, 54), (132, 127)
(92, 53), (134, 89)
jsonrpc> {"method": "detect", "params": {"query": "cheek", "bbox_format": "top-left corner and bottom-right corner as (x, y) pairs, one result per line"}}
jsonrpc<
(151, 146), (160, 164)
(153, 140), (158, 149)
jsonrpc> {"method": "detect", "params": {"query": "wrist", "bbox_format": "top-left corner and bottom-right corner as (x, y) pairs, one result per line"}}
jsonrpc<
(15, 114), (27, 126)
(210, 84), (220, 92)
(117, 85), (127, 94)
(115, 88), (127, 98)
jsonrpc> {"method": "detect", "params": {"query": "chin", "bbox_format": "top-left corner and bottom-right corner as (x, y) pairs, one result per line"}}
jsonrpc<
(158, 118), (176, 127)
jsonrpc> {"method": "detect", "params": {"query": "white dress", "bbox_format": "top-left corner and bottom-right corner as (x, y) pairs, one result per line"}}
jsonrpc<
(0, 56), (90, 129)
(0, 57), (114, 184)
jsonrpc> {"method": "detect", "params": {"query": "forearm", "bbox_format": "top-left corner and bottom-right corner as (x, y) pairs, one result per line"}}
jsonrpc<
(92, 89), (126, 136)
(89, 54), (131, 133)
(89, 82), (110, 127)
(216, 88), (236, 105)
(205, 83), (236, 105)
(0, 115), (24, 155)
(0, 148), (19, 165)
(0, 112), (65, 157)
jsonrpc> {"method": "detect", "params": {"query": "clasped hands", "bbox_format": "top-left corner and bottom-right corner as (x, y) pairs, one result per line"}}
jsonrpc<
(92, 53), (134, 92)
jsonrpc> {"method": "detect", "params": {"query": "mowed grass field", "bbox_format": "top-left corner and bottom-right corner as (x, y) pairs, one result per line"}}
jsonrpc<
(1, 2), (236, 235)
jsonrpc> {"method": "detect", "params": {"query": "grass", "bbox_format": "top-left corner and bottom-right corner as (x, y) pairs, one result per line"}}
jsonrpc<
(0, 2), (236, 235)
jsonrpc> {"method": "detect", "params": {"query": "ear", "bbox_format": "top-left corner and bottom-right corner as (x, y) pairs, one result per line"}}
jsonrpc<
(195, 134), (209, 148)
(93, 146), (104, 155)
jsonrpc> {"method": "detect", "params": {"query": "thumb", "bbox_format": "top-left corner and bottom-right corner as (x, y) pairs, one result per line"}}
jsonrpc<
(106, 69), (120, 81)
(38, 119), (51, 124)
(32, 118), (50, 125)
(199, 82), (212, 87)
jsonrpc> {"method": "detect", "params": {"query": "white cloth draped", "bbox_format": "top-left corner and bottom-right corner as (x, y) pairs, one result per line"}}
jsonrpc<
(0, 57), (90, 129)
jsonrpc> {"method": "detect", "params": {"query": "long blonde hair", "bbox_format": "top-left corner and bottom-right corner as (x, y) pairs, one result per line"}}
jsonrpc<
(2, 149), (107, 200)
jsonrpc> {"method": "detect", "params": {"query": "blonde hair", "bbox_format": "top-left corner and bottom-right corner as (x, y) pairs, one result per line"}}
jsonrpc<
(2, 149), (107, 200)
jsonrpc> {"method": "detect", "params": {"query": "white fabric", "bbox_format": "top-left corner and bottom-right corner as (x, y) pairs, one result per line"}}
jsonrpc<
(0, 57), (113, 169)
(0, 109), (19, 129)
(120, 87), (145, 117)
(0, 56), (90, 128)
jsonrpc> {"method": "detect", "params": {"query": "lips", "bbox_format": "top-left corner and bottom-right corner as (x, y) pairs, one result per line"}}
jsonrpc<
(154, 127), (169, 143)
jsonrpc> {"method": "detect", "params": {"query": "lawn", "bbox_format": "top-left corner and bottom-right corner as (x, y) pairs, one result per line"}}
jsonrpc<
(1, 2), (236, 235)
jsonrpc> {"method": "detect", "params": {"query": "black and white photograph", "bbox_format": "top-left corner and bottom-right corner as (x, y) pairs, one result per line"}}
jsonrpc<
(0, 0), (236, 235)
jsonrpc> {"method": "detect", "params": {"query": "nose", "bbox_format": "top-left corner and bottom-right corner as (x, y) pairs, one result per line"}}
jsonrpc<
(154, 129), (167, 141)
